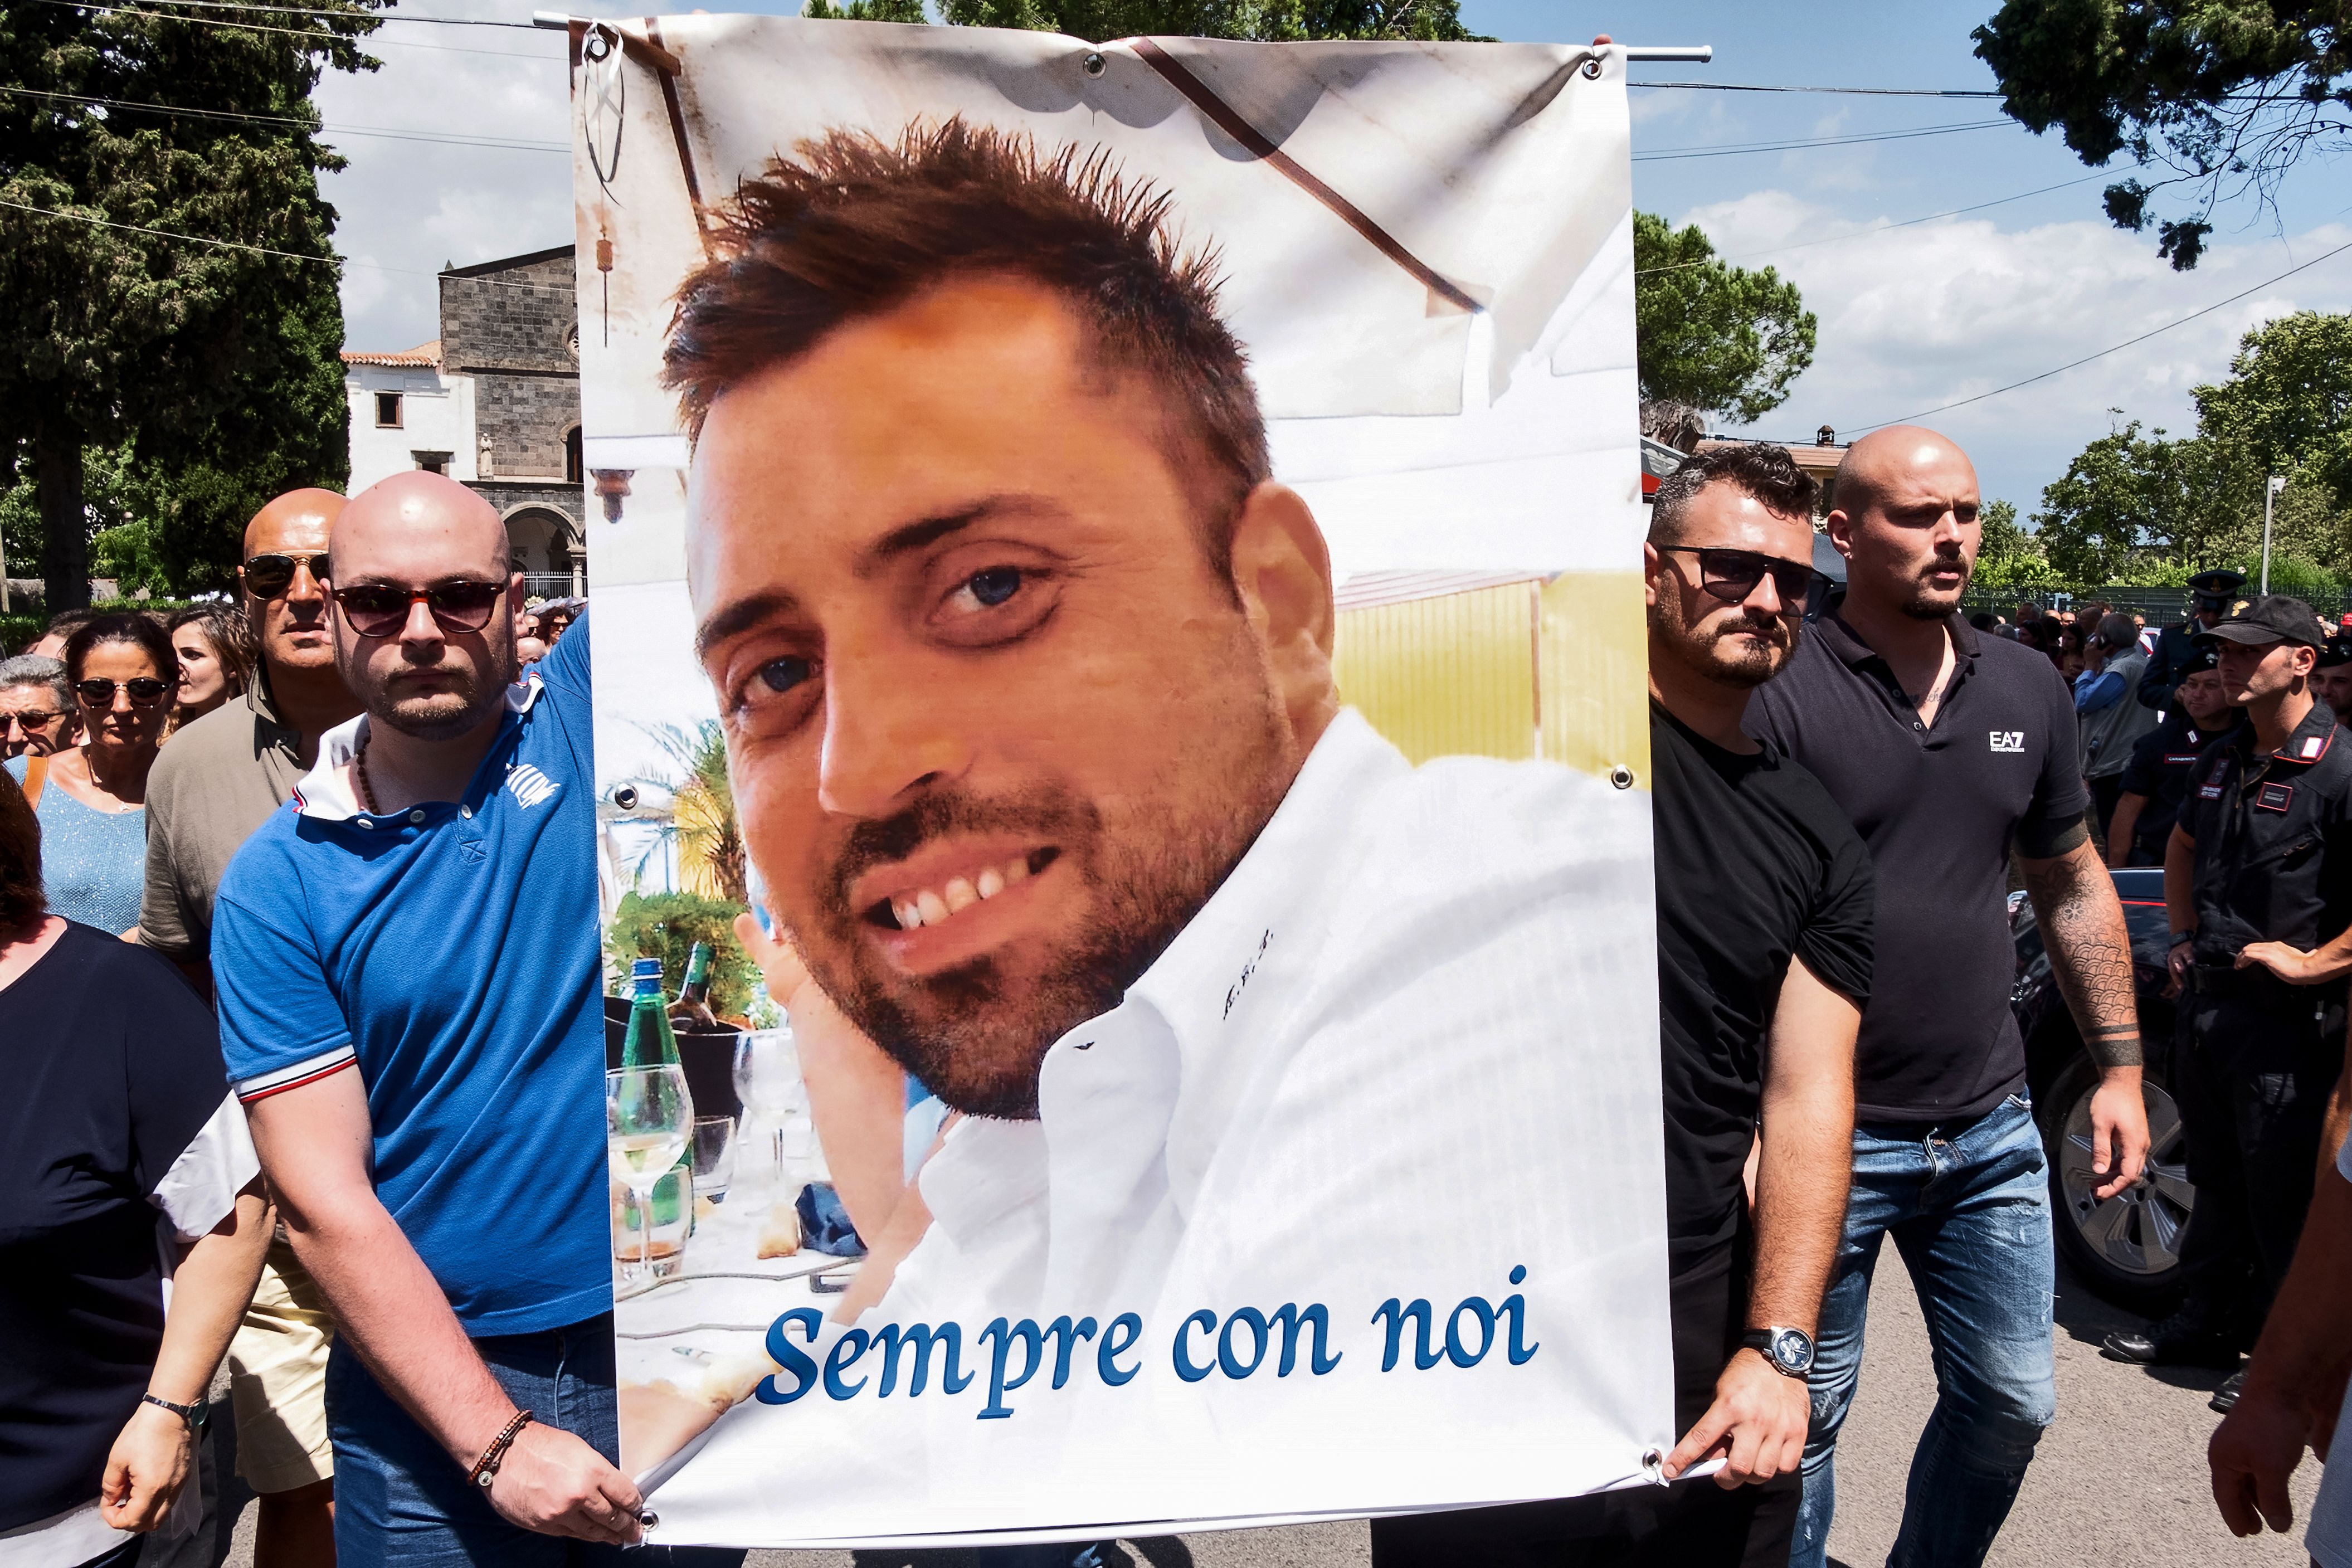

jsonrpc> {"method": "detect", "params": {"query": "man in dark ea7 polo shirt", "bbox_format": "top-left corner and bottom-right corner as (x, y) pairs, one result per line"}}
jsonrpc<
(2105, 596), (2352, 1412)
(1747, 425), (2150, 1568)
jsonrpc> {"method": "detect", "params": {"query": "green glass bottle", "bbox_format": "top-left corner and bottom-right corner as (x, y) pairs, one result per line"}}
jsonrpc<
(617, 956), (693, 1260)
(668, 941), (718, 1030)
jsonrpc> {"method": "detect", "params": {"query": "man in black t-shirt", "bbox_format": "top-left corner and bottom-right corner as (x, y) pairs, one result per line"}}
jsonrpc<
(1747, 426), (2149, 1568)
(1372, 442), (1869, 1568)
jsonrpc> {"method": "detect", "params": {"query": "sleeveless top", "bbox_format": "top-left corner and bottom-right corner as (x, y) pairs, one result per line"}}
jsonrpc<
(6, 754), (148, 936)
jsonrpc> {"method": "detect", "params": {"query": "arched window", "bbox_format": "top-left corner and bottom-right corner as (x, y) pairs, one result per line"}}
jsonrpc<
(564, 426), (584, 485)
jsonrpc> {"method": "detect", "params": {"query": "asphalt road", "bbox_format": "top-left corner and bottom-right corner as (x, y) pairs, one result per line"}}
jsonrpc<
(204, 1259), (2321, 1568)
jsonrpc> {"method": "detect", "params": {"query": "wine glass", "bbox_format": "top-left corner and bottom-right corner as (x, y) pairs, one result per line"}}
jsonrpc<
(607, 1065), (693, 1278)
(732, 1027), (804, 1194)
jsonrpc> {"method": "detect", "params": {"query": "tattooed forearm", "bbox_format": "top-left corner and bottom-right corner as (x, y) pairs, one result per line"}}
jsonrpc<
(2020, 837), (2144, 1069)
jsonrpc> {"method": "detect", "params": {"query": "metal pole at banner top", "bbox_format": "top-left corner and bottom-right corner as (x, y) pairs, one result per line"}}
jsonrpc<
(530, 14), (1711, 64)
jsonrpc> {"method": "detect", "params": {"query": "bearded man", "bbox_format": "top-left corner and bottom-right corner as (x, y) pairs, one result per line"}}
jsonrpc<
(1376, 442), (1869, 1565)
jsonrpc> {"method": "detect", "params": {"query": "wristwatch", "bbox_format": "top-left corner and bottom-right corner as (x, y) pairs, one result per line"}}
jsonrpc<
(1741, 1326), (1815, 1380)
(140, 1393), (206, 1432)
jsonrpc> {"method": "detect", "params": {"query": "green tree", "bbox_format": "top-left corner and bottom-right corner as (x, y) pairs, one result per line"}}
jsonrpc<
(806, 0), (1484, 45)
(2191, 310), (2352, 510)
(1973, 1), (2350, 269)
(938, 0), (1481, 38)
(1972, 498), (2062, 588)
(604, 890), (764, 1021)
(0, 0), (373, 608)
(1632, 212), (1817, 426)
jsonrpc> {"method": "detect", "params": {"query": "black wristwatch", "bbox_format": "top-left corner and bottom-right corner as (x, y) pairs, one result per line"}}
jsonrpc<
(1741, 1326), (1815, 1380)
(141, 1393), (206, 1432)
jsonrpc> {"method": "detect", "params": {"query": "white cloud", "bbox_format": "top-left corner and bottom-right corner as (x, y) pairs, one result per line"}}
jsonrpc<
(1675, 190), (2352, 509)
(315, 6), (574, 352)
(309, 25), (2351, 516)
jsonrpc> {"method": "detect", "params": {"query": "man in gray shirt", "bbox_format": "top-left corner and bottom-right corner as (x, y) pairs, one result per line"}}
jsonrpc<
(140, 487), (358, 1568)
(2077, 611), (2162, 844)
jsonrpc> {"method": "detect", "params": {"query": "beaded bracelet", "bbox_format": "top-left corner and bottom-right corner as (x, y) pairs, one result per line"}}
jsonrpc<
(469, 1409), (534, 1490)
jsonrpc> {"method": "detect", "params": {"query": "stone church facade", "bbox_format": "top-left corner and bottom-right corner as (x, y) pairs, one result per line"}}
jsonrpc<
(342, 245), (587, 591)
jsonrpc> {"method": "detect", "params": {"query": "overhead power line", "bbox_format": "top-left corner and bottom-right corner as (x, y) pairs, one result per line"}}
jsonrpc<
(0, 197), (573, 292)
(1847, 235), (2352, 434)
(1631, 80), (2276, 103)
(126, 0), (537, 25)
(1633, 171), (2114, 277)
(1634, 117), (2014, 163)
(36, 1), (562, 57)
(0, 85), (567, 151)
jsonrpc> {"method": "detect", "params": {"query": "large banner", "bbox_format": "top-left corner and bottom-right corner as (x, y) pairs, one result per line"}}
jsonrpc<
(568, 16), (1668, 1547)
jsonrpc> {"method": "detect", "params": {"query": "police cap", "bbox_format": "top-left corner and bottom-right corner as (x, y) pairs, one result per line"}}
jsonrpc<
(2189, 568), (2248, 598)
(2320, 635), (2352, 671)
(2199, 593), (2327, 647)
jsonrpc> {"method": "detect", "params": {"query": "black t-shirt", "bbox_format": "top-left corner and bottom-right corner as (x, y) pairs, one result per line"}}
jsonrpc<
(0, 923), (241, 1531)
(1650, 705), (1875, 1278)
(1748, 610), (2087, 1121)
(2117, 707), (2229, 860)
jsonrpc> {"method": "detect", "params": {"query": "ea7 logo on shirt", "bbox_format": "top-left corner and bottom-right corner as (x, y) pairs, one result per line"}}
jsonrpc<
(1989, 731), (2027, 754)
(505, 763), (560, 811)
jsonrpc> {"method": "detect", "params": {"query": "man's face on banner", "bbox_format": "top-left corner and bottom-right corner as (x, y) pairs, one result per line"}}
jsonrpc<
(689, 276), (1324, 1119)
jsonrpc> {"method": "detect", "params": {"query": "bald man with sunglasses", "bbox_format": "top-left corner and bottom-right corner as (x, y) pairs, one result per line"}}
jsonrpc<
(137, 488), (363, 1568)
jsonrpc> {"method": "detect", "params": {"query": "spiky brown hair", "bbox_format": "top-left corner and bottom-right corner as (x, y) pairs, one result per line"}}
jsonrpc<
(663, 117), (1270, 569)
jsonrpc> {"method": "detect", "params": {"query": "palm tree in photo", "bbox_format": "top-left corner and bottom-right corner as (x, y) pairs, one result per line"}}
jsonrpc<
(627, 720), (747, 905)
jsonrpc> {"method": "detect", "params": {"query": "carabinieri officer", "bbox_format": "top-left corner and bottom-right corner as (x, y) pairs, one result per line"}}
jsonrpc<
(2106, 596), (2352, 1413)
(2139, 567), (2247, 712)
(2105, 643), (2241, 868)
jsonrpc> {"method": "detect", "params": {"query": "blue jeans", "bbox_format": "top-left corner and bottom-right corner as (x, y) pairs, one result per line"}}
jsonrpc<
(1791, 1094), (2056, 1568)
(327, 1313), (744, 1566)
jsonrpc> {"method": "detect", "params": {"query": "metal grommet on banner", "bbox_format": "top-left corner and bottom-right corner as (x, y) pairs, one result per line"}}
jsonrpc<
(1608, 764), (1636, 790)
(1581, 55), (1604, 79)
(612, 785), (639, 813)
(1082, 51), (1107, 77)
(1640, 1447), (1667, 1486)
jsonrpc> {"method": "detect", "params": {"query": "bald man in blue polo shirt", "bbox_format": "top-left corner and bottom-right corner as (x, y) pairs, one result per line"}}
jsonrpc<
(212, 474), (737, 1564)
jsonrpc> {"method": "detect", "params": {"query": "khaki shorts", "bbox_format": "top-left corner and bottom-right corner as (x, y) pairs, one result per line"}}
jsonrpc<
(226, 1237), (337, 1493)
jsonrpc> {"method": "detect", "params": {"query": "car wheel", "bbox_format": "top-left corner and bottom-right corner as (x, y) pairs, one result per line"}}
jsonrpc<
(2039, 1048), (2195, 1314)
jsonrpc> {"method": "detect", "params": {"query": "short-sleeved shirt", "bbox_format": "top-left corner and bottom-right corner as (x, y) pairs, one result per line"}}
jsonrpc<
(1, 923), (257, 1537)
(4, 754), (145, 934)
(211, 619), (609, 1335)
(1748, 607), (2088, 1121)
(2117, 708), (2229, 861)
(1649, 705), (1874, 1275)
(139, 669), (309, 962)
(2179, 699), (2352, 966)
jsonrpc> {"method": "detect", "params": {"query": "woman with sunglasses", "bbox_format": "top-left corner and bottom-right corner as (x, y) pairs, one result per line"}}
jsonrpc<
(3, 613), (177, 936)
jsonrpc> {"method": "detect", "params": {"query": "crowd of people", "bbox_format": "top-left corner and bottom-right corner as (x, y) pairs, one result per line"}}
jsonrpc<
(9, 423), (2352, 1568)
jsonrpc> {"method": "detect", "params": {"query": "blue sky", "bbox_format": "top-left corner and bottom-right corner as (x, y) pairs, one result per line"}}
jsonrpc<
(320, 0), (2351, 517)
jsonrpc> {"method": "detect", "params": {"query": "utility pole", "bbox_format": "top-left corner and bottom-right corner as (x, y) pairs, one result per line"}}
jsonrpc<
(2262, 474), (2286, 594)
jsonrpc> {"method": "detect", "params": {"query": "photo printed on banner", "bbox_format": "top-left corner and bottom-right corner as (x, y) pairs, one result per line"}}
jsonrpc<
(568, 17), (1668, 1547)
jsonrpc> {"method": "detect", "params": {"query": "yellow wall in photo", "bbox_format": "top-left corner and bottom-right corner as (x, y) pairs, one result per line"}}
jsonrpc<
(1332, 570), (1650, 789)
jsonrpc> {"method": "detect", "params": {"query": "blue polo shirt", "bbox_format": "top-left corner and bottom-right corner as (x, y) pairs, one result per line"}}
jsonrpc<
(212, 618), (608, 1335)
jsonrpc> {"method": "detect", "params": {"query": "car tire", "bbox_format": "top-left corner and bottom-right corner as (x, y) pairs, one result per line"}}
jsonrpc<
(2038, 1046), (2195, 1315)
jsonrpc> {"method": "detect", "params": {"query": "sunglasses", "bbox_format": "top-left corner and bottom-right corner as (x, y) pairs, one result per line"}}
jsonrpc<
(243, 552), (330, 599)
(330, 580), (507, 639)
(75, 678), (177, 708)
(3, 709), (63, 731)
(1658, 545), (1823, 607)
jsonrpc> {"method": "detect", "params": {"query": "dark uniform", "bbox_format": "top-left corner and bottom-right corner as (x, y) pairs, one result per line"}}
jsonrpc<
(2112, 644), (2236, 866)
(2139, 568), (2248, 712)
(2114, 708), (2229, 866)
(2128, 597), (2352, 1371)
